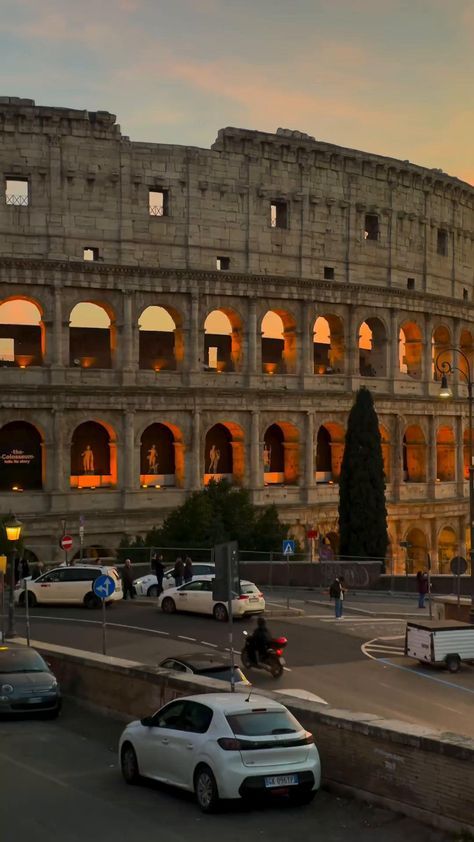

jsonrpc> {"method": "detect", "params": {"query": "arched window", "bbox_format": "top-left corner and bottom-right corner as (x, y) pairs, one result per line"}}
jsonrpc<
(460, 329), (474, 382)
(359, 318), (387, 377)
(0, 421), (43, 490)
(70, 421), (116, 488)
(403, 425), (426, 482)
(404, 528), (428, 574)
(138, 306), (180, 371)
(0, 299), (44, 367)
(263, 422), (299, 485)
(140, 423), (183, 488)
(204, 309), (241, 372)
(399, 321), (422, 380)
(436, 426), (455, 482)
(204, 422), (244, 485)
(261, 310), (296, 375)
(432, 325), (452, 381)
(316, 423), (344, 483)
(313, 314), (344, 375)
(438, 526), (457, 574)
(69, 303), (114, 369)
(463, 428), (473, 480)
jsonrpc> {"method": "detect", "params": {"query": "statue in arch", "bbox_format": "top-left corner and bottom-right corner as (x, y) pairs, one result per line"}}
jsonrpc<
(263, 444), (271, 472)
(82, 445), (94, 474)
(208, 444), (221, 474)
(147, 444), (158, 474)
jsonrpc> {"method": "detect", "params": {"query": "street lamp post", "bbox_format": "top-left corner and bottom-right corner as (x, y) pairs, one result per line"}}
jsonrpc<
(436, 348), (474, 623)
(4, 514), (23, 639)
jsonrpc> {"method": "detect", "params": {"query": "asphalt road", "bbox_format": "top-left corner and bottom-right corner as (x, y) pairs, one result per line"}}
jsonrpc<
(0, 701), (451, 842)
(8, 597), (474, 737)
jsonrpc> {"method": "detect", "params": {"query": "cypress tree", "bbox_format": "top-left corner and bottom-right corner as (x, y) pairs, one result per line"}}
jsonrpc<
(338, 387), (388, 560)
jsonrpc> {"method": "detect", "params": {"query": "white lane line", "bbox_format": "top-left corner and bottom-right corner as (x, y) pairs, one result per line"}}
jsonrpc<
(321, 617), (404, 623)
(291, 614), (334, 620)
(23, 614), (172, 636)
(365, 646), (405, 654)
(200, 641), (218, 648)
(177, 635), (196, 642)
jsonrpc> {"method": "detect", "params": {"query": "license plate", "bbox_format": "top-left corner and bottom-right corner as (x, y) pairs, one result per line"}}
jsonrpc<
(249, 597), (259, 602)
(264, 774), (298, 788)
(28, 697), (43, 703)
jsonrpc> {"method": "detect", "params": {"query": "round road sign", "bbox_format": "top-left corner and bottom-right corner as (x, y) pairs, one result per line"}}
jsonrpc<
(450, 556), (467, 576)
(60, 535), (73, 552)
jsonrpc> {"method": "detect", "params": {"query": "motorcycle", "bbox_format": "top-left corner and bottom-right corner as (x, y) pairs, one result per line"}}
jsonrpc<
(241, 630), (288, 678)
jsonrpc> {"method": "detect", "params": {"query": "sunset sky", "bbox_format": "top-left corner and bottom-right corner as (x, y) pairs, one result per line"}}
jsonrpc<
(0, 0), (472, 185)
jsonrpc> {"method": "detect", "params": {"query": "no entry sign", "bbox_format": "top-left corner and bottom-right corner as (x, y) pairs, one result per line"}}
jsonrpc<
(60, 535), (73, 552)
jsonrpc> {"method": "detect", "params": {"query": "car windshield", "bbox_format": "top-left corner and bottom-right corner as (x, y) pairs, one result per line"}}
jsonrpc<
(0, 648), (48, 674)
(226, 709), (300, 736)
(240, 583), (259, 595)
(200, 667), (245, 682)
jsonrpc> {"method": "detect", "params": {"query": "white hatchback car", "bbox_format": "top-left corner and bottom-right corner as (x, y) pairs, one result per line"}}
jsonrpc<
(119, 692), (320, 811)
(14, 564), (123, 608)
(158, 576), (265, 621)
(134, 563), (215, 597)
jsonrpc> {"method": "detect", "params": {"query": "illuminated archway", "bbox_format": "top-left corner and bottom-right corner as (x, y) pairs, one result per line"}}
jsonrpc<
(404, 528), (428, 574)
(460, 329), (474, 382)
(463, 428), (473, 480)
(69, 302), (115, 369)
(0, 421), (43, 490)
(432, 325), (452, 381)
(0, 298), (44, 367)
(261, 310), (297, 375)
(138, 306), (182, 371)
(379, 425), (391, 481)
(204, 309), (242, 372)
(70, 420), (117, 488)
(438, 526), (457, 574)
(399, 321), (422, 380)
(312, 314), (344, 375)
(436, 426), (455, 482)
(359, 318), (387, 377)
(403, 425), (426, 482)
(263, 422), (299, 485)
(204, 422), (244, 485)
(316, 422), (344, 483)
(139, 422), (184, 488)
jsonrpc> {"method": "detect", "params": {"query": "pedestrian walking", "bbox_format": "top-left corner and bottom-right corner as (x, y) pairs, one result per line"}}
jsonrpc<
(329, 575), (346, 619)
(122, 558), (135, 600)
(184, 556), (193, 584)
(152, 553), (165, 595)
(416, 570), (428, 608)
(173, 556), (184, 587)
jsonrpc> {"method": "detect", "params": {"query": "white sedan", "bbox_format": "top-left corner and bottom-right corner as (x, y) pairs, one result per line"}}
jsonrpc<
(119, 692), (321, 812)
(134, 563), (215, 597)
(158, 576), (265, 621)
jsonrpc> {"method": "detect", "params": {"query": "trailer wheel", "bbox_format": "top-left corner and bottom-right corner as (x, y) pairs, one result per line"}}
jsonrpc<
(445, 654), (461, 673)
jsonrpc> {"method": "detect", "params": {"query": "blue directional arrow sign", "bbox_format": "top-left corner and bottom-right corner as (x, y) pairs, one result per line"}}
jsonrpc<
(282, 540), (295, 556)
(93, 574), (116, 600)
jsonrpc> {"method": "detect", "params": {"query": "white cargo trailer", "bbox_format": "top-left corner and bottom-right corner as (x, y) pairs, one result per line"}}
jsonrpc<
(405, 620), (474, 673)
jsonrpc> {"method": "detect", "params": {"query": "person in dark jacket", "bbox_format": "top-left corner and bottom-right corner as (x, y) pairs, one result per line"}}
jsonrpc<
(247, 617), (272, 665)
(330, 576), (346, 619)
(416, 570), (428, 608)
(122, 558), (135, 599)
(184, 556), (193, 584)
(173, 556), (184, 587)
(152, 553), (165, 595)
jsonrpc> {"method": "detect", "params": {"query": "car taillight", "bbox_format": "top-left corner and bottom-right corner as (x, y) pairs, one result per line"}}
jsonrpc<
(238, 594), (249, 600)
(302, 731), (314, 745)
(257, 592), (263, 598)
(217, 738), (242, 751)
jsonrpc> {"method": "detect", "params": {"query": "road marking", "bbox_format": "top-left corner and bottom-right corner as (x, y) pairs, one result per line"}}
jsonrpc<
(321, 617), (404, 623)
(200, 641), (218, 648)
(377, 658), (474, 697)
(366, 644), (405, 653)
(177, 635), (196, 642)
(291, 614), (334, 620)
(0, 752), (69, 788)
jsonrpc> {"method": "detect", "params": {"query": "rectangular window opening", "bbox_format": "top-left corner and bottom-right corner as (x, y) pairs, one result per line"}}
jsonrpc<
(83, 247), (99, 261)
(0, 337), (14, 363)
(5, 178), (29, 207)
(149, 188), (169, 217)
(216, 256), (230, 271)
(364, 214), (379, 241)
(208, 347), (218, 369)
(270, 200), (288, 229)
(437, 228), (448, 256)
(407, 277), (415, 290)
(463, 288), (469, 301)
(324, 266), (335, 280)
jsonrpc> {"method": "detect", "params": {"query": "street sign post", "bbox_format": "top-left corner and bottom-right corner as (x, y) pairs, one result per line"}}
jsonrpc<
(60, 534), (73, 567)
(79, 516), (85, 562)
(0, 555), (6, 643)
(450, 556), (467, 607)
(212, 541), (239, 693)
(282, 540), (295, 608)
(93, 574), (116, 655)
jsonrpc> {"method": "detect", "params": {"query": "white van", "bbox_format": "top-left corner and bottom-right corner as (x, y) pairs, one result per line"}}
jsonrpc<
(14, 565), (123, 608)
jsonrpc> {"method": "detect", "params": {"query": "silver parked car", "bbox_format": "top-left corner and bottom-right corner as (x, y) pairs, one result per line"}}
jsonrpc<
(0, 643), (61, 717)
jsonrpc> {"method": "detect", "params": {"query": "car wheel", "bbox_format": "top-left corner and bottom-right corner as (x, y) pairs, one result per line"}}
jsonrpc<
(162, 597), (176, 614)
(445, 654), (461, 673)
(121, 743), (140, 785)
(288, 790), (316, 807)
(147, 585), (159, 598)
(194, 765), (219, 813)
(213, 603), (228, 622)
(19, 591), (37, 608)
(268, 654), (284, 678)
(84, 592), (100, 609)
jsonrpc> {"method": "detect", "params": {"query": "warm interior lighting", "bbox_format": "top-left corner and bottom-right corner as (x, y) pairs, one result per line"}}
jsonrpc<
(4, 514), (23, 542)
(264, 362), (277, 375)
(439, 374), (453, 399)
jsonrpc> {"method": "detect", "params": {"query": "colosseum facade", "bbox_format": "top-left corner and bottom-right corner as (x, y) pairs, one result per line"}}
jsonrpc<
(0, 97), (473, 570)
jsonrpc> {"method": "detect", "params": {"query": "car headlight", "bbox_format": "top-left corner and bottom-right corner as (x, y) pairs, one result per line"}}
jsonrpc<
(134, 579), (142, 586)
(50, 679), (58, 690)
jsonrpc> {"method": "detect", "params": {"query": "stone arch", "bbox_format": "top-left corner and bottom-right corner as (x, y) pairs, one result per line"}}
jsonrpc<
(316, 422), (345, 483)
(312, 313), (345, 375)
(263, 421), (299, 485)
(463, 427), (473, 480)
(403, 424), (427, 482)
(138, 305), (183, 371)
(399, 320), (422, 380)
(358, 317), (387, 377)
(261, 309), (297, 375)
(460, 328), (474, 382)
(437, 525), (458, 574)
(436, 425), (455, 481)
(379, 424), (391, 481)
(0, 297), (45, 367)
(69, 301), (116, 369)
(0, 420), (43, 491)
(139, 422), (184, 488)
(432, 324), (452, 381)
(204, 307), (242, 372)
(204, 421), (244, 485)
(404, 527), (428, 574)
(70, 419), (117, 488)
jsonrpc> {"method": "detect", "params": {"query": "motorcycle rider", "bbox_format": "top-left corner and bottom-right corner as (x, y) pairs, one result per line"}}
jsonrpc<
(247, 616), (272, 666)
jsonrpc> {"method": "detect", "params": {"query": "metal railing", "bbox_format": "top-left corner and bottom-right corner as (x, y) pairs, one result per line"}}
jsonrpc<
(6, 194), (29, 207)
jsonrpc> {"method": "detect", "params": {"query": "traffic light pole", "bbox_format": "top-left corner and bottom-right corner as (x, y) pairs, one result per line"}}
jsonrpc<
(227, 546), (235, 693)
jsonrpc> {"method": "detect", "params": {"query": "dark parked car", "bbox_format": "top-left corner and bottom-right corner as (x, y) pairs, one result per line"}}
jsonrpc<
(159, 652), (249, 685)
(0, 643), (61, 717)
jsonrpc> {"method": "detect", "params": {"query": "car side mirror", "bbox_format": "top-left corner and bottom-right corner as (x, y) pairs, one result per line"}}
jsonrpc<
(140, 716), (155, 727)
